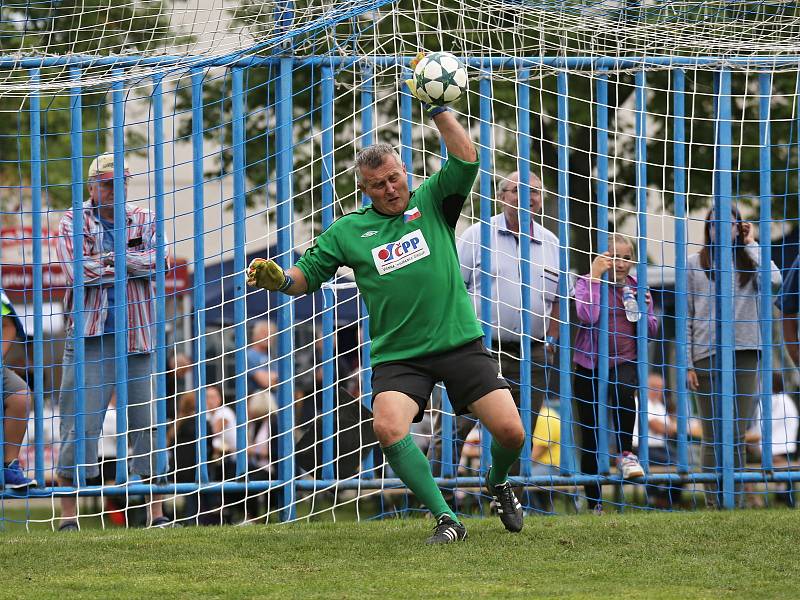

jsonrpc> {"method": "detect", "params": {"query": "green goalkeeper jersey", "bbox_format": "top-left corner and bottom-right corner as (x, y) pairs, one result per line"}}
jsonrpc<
(296, 155), (483, 366)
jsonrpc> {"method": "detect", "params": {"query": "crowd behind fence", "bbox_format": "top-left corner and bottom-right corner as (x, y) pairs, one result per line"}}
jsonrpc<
(1, 56), (800, 524)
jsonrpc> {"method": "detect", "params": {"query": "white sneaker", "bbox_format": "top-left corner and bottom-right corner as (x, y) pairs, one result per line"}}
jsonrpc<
(618, 452), (645, 479)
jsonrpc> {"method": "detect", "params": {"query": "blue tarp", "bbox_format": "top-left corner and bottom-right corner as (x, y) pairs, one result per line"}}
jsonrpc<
(202, 246), (360, 326)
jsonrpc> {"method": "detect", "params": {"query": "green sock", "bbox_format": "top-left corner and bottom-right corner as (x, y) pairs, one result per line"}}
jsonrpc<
(488, 438), (523, 487)
(382, 434), (459, 524)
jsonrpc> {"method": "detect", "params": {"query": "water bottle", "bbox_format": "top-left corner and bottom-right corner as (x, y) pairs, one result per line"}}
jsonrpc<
(622, 286), (640, 322)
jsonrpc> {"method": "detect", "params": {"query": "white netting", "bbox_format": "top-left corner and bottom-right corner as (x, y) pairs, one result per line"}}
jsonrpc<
(4, 1), (800, 94)
(1, 0), (800, 530)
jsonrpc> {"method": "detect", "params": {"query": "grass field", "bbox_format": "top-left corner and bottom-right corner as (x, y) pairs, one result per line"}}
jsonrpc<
(1, 509), (799, 599)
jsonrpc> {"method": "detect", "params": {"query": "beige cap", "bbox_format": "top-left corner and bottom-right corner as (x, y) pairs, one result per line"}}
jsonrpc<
(87, 153), (131, 181)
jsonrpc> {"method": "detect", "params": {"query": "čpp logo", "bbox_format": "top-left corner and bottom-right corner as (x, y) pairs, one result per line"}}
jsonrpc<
(377, 237), (422, 262)
(371, 229), (430, 275)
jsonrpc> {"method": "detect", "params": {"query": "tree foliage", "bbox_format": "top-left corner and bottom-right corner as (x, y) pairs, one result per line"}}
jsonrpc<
(0, 1), (190, 208)
(186, 0), (800, 271)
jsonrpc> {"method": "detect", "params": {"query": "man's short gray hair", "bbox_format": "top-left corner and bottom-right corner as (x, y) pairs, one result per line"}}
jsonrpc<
(354, 143), (402, 184)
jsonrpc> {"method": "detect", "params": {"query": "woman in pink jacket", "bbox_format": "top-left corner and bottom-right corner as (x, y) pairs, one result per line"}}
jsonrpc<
(572, 234), (659, 513)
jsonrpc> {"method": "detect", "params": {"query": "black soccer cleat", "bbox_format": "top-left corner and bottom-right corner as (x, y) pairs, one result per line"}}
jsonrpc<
(485, 470), (524, 533)
(425, 514), (467, 545)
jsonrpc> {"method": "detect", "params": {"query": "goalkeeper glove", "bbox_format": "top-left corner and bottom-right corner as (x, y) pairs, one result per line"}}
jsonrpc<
(405, 52), (451, 118)
(246, 258), (293, 292)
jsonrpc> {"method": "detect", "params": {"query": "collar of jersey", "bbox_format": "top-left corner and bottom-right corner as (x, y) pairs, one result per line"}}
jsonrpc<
(369, 190), (416, 218)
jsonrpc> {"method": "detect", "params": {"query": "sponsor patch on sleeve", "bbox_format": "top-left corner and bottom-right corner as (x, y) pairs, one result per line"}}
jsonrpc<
(371, 229), (431, 275)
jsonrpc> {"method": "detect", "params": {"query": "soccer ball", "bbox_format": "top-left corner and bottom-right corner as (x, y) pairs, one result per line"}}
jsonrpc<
(413, 52), (468, 106)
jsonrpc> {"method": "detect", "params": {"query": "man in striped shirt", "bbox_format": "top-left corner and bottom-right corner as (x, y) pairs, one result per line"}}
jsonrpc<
(55, 153), (169, 530)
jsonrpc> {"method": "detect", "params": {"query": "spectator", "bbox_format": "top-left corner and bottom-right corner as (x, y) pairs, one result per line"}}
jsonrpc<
(170, 390), (218, 525)
(686, 207), (781, 508)
(55, 153), (168, 530)
(206, 385), (241, 482)
(306, 331), (358, 425)
(96, 393), (143, 525)
(248, 392), (275, 474)
(0, 289), (36, 490)
(776, 253), (800, 366)
(635, 372), (703, 509)
(245, 392), (276, 521)
(165, 350), (192, 421)
(745, 371), (799, 506)
(529, 403), (561, 514)
(429, 170), (560, 476)
(247, 320), (277, 417)
(205, 385), (254, 523)
(748, 373), (799, 465)
(19, 402), (58, 485)
(573, 233), (659, 514)
(98, 393), (120, 482)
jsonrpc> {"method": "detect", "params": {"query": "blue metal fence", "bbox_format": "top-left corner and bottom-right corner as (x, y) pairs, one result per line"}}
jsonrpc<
(0, 54), (798, 519)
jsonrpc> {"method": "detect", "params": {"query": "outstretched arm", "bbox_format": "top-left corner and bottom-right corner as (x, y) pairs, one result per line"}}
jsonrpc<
(405, 53), (476, 163)
(247, 259), (308, 296)
(432, 110), (476, 163)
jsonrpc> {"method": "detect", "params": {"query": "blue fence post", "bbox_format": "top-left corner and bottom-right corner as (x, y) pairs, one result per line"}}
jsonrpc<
(191, 68), (210, 486)
(320, 286), (336, 482)
(595, 70), (611, 479)
(69, 66), (87, 488)
(439, 389), (455, 479)
(359, 61), (375, 479)
(320, 64), (336, 481)
(275, 55), (296, 520)
(758, 72), (774, 473)
(231, 67), (249, 478)
(479, 69), (494, 474)
(672, 69), (690, 474)
(516, 68), (533, 481)
(556, 70), (575, 475)
(436, 85), (454, 479)
(152, 76), (169, 478)
(111, 73), (130, 485)
(400, 69), (413, 188)
(29, 68), (46, 487)
(634, 68), (650, 472)
(715, 68), (735, 510)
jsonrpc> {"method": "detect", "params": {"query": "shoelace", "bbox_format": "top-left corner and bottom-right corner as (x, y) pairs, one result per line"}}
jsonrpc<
(433, 518), (460, 541)
(493, 482), (520, 514)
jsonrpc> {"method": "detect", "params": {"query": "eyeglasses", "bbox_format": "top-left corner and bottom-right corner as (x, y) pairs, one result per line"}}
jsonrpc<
(94, 178), (130, 187)
(502, 186), (542, 196)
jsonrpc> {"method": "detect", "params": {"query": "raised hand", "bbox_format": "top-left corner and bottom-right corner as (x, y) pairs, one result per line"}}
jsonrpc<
(590, 252), (614, 280)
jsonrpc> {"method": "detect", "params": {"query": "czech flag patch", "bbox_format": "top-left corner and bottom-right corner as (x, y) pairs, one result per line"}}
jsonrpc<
(403, 206), (421, 223)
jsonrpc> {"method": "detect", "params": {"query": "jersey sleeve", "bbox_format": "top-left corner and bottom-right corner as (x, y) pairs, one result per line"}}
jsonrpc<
(295, 225), (345, 293)
(417, 155), (479, 228)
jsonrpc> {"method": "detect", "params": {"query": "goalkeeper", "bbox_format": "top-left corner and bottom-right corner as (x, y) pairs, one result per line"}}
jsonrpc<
(247, 66), (525, 544)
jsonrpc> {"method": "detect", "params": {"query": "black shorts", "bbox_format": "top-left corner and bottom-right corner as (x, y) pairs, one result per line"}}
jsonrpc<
(371, 339), (510, 422)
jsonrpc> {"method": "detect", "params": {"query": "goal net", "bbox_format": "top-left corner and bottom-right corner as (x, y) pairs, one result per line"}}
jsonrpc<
(2, 0), (800, 529)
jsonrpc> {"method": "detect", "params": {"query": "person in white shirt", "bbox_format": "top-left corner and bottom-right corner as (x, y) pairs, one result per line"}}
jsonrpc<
(429, 171), (561, 477)
(745, 372), (799, 506)
(635, 372), (703, 509)
(747, 379), (799, 463)
(206, 386), (237, 460)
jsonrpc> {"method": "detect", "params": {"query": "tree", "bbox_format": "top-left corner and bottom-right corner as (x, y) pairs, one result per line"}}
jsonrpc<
(0, 0), (192, 207)
(187, 0), (800, 273)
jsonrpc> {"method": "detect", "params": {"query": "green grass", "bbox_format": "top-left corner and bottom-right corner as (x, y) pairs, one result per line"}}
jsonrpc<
(1, 510), (799, 599)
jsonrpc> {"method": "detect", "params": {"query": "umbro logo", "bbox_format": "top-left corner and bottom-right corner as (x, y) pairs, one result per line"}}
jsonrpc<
(361, 230), (379, 238)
